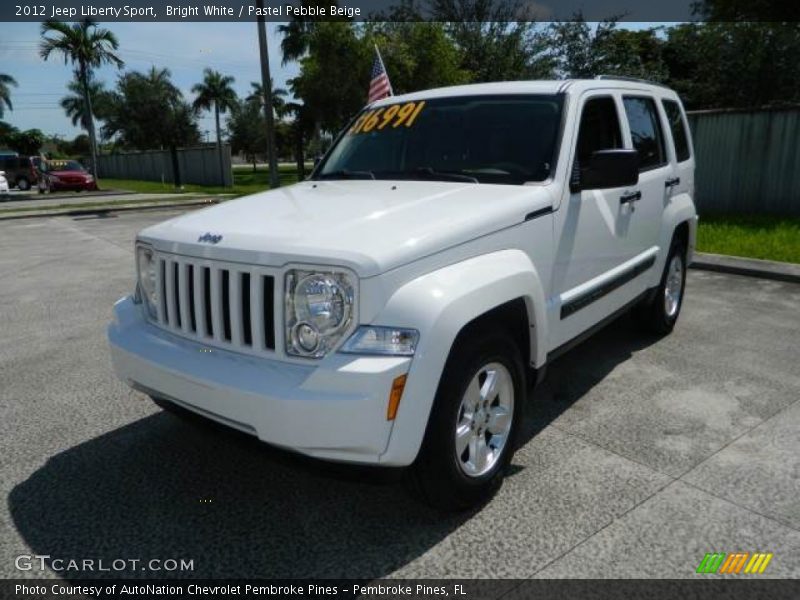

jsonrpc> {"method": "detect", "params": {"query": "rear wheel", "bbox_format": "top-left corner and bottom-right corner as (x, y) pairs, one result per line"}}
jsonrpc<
(636, 234), (687, 335)
(408, 330), (525, 511)
(16, 177), (30, 191)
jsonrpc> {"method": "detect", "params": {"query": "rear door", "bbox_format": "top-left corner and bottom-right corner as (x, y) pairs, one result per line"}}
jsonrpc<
(619, 95), (671, 264)
(660, 97), (695, 204)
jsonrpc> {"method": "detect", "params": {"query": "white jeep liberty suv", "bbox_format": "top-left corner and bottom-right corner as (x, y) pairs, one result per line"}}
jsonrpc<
(108, 78), (697, 510)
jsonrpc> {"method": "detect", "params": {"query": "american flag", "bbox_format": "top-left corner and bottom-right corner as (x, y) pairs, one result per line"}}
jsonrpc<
(368, 45), (393, 103)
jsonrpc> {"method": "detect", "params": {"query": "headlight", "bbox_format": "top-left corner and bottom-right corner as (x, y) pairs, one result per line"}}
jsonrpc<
(135, 244), (158, 318)
(284, 269), (355, 358)
(340, 326), (419, 356)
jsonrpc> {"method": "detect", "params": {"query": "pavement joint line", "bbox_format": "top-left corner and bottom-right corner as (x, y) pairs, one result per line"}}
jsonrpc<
(511, 422), (678, 580)
(546, 390), (800, 535)
(677, 393), (800, 482)
(535, 394), (800, 555)
(673, 394), (800, 534)
(678, 478), (800, 534)
(55, 215), (138, 255)
(0, 216), (138, 278)
(548, 421), (679, 482)
(525, 476), (677, 579)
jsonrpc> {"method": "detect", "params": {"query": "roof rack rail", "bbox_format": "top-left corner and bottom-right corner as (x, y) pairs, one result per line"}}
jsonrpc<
(595, 75), (670, 89)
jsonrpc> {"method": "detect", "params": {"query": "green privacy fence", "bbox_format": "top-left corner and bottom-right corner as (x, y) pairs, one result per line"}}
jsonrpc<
(687, 107), (800, 216)
(97, 144), (233, 187)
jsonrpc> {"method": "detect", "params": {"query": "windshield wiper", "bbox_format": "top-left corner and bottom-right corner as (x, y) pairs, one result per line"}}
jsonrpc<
(316, 169), (375, 180)
(411, 167), (479, 183)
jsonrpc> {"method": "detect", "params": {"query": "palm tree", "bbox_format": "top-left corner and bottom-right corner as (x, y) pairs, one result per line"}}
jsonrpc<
(192, 68), (237, 186)
(247, 80), (288, 119)
(60, 73), (108, 131)
(284, 101), (314, 179)
(0, 74), (17, 118)
(40, 19), (123, 181)
(277, 10), (319, 64)
(256, 3), (280, 188)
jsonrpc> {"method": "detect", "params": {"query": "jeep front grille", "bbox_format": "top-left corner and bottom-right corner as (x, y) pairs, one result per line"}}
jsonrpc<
(153, 253), (276, 353)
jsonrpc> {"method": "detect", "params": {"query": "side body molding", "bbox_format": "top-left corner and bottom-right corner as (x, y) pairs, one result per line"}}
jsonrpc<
(374, 249), (548, 465)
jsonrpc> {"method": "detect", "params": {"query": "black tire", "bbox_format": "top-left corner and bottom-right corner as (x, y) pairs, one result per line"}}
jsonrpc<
(16, 177), (30, 191)
(408, 329), (525, 511)
(636, 234), (688, 335)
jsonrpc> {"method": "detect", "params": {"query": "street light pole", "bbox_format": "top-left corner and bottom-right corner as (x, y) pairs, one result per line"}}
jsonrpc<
(256, 0), (280, 188)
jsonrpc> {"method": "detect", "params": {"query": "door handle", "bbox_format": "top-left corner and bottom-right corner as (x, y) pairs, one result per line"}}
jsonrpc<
(619, 191), (642, 205)
(665, 177), (680, 188)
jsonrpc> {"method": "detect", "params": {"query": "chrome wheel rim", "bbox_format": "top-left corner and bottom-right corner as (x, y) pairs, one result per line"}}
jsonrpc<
(455, 362), (514, 478)
(664, 255), (684, 318)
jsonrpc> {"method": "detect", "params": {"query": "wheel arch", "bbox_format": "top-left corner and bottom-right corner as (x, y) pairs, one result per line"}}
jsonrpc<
(375, 249), (547, 466)
(649, 194), (697, 289)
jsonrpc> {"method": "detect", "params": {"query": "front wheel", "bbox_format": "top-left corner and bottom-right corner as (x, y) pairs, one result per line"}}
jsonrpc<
(16, 177), (30, 191)
(408, 330), (525, 511)
(636, 236), (687, 335)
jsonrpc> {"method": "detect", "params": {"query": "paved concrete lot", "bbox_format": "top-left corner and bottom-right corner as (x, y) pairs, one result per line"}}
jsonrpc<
(0, 208), (798, 580)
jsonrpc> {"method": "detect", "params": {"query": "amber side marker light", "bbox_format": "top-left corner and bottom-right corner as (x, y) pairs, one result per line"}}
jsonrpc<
(387, 374), (408, 420)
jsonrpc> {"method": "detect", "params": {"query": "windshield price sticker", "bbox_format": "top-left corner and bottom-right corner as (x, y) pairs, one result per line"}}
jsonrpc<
(349, 101), (426, 135)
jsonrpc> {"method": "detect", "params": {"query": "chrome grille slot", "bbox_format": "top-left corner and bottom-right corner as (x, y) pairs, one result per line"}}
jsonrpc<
(151, 253), (277, 356)
(263, 275), (275, 350)
(241, 273), (252, 346)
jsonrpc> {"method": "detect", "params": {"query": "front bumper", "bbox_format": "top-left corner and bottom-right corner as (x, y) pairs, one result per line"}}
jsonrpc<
(108, 296), (412, 464)
(51, 181), (97, 191)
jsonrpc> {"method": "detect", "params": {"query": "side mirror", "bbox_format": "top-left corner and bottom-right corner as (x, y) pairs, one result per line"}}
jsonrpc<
(313, 155), (323, 166)
(570, 149), (639, 193)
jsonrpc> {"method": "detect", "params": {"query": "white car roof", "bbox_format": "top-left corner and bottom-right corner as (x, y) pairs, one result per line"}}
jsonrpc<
(371, 78), (679, 107)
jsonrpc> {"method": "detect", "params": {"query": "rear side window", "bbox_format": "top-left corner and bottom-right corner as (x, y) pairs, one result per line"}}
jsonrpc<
(623, 96), (667, 171)
(662, 99), (691, 162)
(576, 96), (623, 166)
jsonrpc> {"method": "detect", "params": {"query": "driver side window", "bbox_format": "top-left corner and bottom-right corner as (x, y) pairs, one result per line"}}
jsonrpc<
(576, 97), (623, 167)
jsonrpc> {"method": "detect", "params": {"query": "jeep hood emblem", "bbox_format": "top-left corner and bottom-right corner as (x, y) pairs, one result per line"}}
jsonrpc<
(197, 232), (223, 244)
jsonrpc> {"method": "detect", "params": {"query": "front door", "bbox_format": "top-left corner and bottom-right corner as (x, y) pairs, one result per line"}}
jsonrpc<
(549, 92), (640, 348)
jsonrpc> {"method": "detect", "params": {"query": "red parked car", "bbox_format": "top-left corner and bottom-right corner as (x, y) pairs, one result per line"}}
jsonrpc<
(38, 160), (97, 193)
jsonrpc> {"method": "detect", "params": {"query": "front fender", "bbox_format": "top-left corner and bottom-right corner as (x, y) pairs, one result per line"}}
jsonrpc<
(374, 249), (547, 465)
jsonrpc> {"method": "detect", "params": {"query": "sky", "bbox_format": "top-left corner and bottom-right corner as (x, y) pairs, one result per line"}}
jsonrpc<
(0, 21), (659, 142)
(0, 22), (300, 140)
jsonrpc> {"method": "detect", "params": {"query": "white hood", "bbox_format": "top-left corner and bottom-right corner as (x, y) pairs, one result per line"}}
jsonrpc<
(139, 180), (553, 277)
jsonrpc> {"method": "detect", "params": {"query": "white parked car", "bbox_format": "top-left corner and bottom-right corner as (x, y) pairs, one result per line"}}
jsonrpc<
(0, 170), (9, 197)
(108, 78), (697, 509)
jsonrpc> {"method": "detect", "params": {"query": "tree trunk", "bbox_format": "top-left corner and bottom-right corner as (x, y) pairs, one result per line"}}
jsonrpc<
(214, 103), (226, 187)
(80, 64), (100, 186)
(170, 145), (182, 189)
(256, 2), (280, 189)
(295, 127), (305, 179)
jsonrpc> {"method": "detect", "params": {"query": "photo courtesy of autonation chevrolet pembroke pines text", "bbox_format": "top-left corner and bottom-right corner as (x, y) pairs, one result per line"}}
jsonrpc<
(0, 0), (798, 599)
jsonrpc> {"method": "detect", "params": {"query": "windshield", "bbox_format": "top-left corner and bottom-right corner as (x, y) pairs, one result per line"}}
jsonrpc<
(49, 160), (85, 172)
(316, 94), (564, 185)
